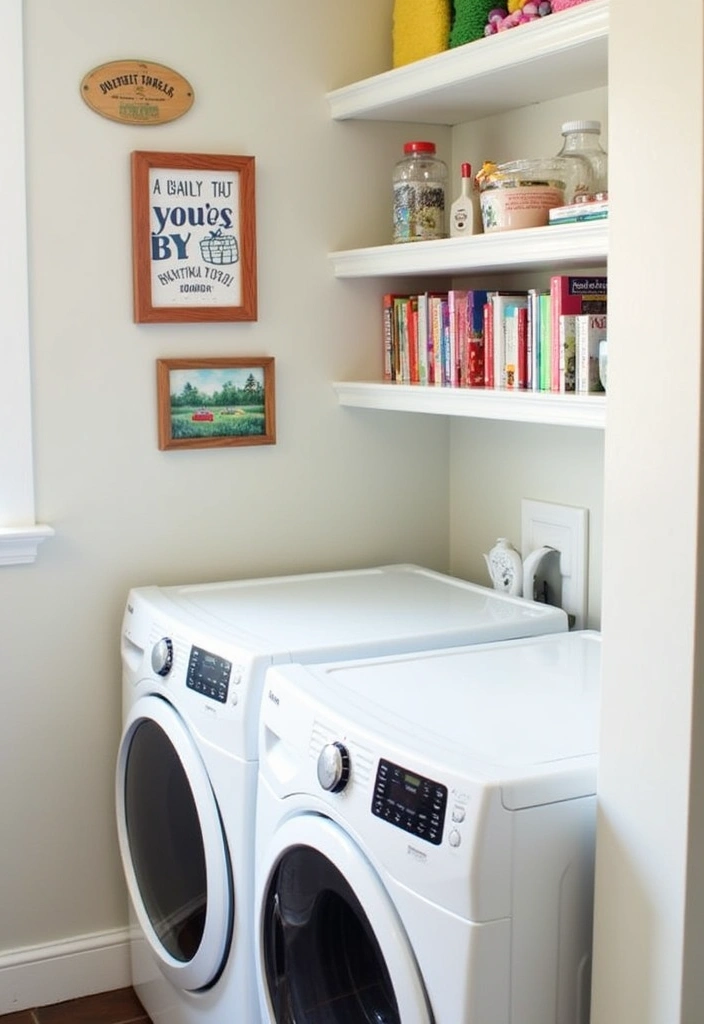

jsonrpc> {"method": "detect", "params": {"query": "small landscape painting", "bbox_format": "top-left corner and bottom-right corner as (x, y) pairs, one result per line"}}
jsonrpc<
(157, 357), (275, 450)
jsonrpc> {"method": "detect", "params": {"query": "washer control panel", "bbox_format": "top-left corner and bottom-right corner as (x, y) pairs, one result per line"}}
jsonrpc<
(372, 758), (447, 846)
(186, 645), (231, 704)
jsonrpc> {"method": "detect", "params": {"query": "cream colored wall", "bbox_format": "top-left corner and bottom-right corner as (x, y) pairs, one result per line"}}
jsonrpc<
(450, 421), (604, 625)
(0, 0), (452, 954)
(448, 88), (608, 627)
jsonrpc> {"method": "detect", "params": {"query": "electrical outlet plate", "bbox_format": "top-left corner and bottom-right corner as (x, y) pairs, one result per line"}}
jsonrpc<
(521, 499), (589, 629)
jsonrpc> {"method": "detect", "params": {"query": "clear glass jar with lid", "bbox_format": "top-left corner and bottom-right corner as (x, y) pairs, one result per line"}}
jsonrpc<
(555, 120), (608, 203)
(392, 141), (448, 243)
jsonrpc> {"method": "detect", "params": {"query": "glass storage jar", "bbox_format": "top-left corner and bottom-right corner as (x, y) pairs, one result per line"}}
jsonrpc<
(392, 141), (448, 243)
(555, 120), (608, 202)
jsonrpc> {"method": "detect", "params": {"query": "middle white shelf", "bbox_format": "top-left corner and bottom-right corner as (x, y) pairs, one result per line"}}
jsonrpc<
(333, 381), (606, 429)
(330, 221), (608, 279)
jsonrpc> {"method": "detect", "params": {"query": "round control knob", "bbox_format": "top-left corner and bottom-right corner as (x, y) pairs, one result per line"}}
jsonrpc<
(151, 637), (173, 677)
(317, 742), (350, 793)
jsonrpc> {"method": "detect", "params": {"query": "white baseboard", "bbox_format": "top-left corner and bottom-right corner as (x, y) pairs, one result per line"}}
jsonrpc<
(0, 927), (132, 1015)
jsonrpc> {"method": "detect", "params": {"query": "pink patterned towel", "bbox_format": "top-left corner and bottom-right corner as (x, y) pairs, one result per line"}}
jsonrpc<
(552, 0), (593, 10)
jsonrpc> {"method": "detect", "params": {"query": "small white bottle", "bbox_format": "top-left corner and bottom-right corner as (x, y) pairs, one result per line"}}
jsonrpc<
(450, 162), (474, 237)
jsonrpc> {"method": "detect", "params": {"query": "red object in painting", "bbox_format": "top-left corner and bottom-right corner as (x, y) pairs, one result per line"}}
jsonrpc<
(192, 409), (214, 421)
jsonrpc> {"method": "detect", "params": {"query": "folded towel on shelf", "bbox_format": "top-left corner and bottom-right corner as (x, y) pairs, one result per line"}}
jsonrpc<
(449, 0), (496, 47)
(551, 0), (593, 10)
(393, 0), (451, 67)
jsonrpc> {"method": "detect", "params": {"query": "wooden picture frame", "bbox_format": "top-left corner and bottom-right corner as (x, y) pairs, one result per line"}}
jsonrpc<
(132, 151), (257, 323)
(157, 357), (275, 450)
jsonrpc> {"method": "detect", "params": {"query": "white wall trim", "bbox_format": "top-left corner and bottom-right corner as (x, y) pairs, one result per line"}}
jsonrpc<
(0, 0), (53, 564)
(0, 927), (131, 1014)
(0, 526), (55, 566)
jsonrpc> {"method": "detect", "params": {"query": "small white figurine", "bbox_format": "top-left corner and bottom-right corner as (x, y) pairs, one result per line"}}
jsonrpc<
(484, 538), (523, 596)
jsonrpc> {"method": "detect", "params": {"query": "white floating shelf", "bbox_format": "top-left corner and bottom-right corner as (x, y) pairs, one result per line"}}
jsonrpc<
(329, 221), (608, 278)
(327, 0), (608, 125)
(333, 382), (606, 430)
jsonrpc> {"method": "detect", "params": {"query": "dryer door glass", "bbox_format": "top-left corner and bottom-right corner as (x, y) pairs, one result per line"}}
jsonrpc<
(124, 718), (206, 961)
(263, 845), (399, 1023)
(116, 694), (233, 992)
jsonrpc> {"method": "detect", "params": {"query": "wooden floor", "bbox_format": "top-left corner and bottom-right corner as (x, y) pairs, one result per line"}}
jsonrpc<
(0, 988), (150, 1024)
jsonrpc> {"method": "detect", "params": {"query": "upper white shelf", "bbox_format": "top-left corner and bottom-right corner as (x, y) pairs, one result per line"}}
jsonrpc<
(330, 220), (607, 278)
(326, 0), (608, 125)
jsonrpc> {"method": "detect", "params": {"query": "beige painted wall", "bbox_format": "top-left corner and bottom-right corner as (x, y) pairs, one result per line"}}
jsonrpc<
(0, 0), (452, 954)
(448, 87), (608, 627)
(450, 420), (605, 626)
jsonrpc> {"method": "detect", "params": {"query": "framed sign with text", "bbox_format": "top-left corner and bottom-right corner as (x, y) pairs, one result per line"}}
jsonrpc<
(131, 151), (257, 323)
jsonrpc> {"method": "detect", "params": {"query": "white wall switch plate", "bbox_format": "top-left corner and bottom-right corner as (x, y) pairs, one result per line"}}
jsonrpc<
(521, 499), (589, 629)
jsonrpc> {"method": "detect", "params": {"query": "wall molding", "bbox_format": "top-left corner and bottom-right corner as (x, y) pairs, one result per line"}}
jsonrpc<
(0, 0), (53, 563)
(0, 927), (131, 1015)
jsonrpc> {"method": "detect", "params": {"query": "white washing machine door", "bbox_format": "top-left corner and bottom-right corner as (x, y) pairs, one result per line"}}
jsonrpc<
(256, 812), (433, 1024)
(115, 694), (232, 992)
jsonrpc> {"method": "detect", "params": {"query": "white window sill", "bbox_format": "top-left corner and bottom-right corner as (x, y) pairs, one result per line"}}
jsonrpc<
(0, 526), (54, 566)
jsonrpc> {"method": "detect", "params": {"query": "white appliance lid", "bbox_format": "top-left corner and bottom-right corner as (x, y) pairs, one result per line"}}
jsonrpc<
(153, 564), (566, 654)
(285, 631), (601, 771)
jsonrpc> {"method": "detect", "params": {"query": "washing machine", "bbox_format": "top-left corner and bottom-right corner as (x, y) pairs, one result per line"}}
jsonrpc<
(116, 563), (567, 1024)
(254, 629), (601, 1024)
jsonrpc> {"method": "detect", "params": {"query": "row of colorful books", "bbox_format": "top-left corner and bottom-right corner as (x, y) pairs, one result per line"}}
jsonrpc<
(383, 276), (607, 394)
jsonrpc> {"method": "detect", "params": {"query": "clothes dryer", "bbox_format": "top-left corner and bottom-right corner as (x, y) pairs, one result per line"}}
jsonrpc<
(255, 630), (601, 1024)
(117, 564), (567, 1024)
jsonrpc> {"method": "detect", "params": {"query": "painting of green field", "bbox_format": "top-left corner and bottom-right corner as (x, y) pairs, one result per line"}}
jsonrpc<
(171, 404), (266, 439)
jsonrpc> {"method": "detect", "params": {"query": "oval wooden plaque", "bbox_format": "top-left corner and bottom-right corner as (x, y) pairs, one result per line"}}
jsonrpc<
(80, 59), (194, 126)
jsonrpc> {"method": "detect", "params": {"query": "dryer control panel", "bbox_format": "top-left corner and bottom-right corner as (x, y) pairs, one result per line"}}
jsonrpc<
(186, 645), (231, 704)
(372, 758), (447, 845)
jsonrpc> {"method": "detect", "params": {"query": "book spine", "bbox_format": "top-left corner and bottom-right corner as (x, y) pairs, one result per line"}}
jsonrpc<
(466, 290), (487, 387)
(408, 295), (419, 384)
(483, 301), (494, 388)
(447, 290), (466, 388)
(549, 276), (562, 393)
(538, 293), (551, 392)
(456, 291), (468, 387)
(549, 210), (608, 224)
(559, 314), (576, 392)
(431, 296), (444, 386)
(392, 298), (404, 383)
(382, 293), (396, 382)
(417, 293), (429, 386)
(575, 313), (608, 393)
(549, 199), (609, 223)
(527, 289), (539, 391)
(504, 307), (518, 389)
(492, 296), (505, 389)
(441, 299), (450, 386)
(395, 297), (409, 384)
(517, 306), (528, 390)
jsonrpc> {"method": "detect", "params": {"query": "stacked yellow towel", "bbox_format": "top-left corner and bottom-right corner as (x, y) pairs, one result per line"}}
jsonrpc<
(393, 0), (451, 68)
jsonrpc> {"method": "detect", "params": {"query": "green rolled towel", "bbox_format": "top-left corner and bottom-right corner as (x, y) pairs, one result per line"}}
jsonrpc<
(449, 0), (496, 46)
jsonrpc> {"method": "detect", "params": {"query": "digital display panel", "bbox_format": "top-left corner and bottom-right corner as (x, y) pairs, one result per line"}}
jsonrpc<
(372, 758), (447, 845)
(186, 645), (231, 704)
